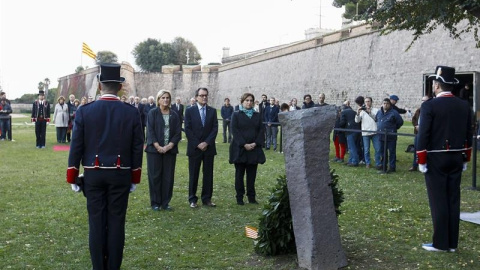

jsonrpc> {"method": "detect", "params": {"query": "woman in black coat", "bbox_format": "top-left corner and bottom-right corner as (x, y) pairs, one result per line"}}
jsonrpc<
(145, 90), (182, 211)
(229, 93), (266, 205)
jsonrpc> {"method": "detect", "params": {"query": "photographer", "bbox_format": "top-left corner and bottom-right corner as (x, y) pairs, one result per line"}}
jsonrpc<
(355, 96), (381, 169)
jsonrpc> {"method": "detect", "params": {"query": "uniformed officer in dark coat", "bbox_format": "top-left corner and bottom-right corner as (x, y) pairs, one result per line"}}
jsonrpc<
(417, 66), (472, 252)
(66, 63), (144, 269)
(31, 90), (51, 148)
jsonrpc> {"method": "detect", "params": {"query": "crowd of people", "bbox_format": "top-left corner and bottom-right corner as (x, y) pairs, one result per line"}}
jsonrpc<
(0, 61), (472, 269)
(220, 92), (409, 174)
(332, 94), (405, 174)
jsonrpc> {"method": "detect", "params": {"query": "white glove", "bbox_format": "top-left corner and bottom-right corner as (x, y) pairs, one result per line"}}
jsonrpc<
(129, 184), (137, 193)
(419, 164), (428, 173)
(463, 163), (468, 171)
(71, 184), (81, 192)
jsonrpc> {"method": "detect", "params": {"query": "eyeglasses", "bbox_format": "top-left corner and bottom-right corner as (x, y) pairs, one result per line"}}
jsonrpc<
(198, 94), (208, 98)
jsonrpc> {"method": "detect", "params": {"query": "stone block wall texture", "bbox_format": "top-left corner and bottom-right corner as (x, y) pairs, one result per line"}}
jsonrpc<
(217, 21), (480, 112)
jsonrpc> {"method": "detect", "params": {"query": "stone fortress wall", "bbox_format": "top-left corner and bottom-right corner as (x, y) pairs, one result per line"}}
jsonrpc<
(56, 21), (480, 114)
(217, 21), (480, 113)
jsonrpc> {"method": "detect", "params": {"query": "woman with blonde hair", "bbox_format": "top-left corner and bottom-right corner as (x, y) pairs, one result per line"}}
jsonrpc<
(53, 96), (69, 143)
(79, 96), (87, 107)
(145, 90), (182, 211)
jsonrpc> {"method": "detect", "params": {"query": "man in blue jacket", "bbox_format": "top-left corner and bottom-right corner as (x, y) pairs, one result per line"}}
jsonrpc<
(221, 97), (234, 143)
(376, 98), (404, 173)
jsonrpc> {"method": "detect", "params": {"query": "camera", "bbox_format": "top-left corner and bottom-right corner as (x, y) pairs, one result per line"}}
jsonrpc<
(360, 105), (367, 111)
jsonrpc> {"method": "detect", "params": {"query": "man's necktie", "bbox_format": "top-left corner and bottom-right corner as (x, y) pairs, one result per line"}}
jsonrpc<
(200, 107), (206, 127)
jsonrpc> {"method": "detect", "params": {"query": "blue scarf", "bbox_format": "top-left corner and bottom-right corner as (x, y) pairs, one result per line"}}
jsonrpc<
(241, 108), (254, 118)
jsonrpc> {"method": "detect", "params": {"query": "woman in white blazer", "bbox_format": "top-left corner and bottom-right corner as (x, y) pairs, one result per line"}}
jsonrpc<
(53, 96), (69, 143)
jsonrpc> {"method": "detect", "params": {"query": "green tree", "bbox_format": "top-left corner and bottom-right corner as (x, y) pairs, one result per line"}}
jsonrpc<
(15, 93), (38, 103)
(96, 51), (118, 64)
(38, 82), (44, 92)
(47, 87), (56, 104)
(334, 0), (480, 48)
(132, 37), (203, 71)
(333, 0), (374, 20)
(132, 38), (175, 72)
(75, 66), (85, 73)
(171, 37), (202, 65)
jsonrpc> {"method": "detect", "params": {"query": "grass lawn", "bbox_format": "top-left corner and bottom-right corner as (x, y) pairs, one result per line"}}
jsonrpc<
(0, 114), (479, 269)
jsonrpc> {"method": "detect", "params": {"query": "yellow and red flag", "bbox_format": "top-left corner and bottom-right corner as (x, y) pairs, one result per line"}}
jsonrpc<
(245, 226), (258, 239)
(82, 42), (96, 60)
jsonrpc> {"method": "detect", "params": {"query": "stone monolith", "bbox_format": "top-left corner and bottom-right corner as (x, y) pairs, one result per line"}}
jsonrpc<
(278, 105), (347, 270)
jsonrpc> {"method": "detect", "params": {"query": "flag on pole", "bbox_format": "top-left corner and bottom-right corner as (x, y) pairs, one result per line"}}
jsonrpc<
(245, 226), (258, 239)
(82, 42), (96, 60)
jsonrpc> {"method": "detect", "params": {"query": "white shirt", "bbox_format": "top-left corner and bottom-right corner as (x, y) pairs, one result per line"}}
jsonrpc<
(355, 107), (379, 136)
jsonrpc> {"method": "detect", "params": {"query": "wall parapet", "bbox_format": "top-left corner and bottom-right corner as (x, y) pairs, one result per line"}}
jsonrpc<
(219, 23), (380, 72)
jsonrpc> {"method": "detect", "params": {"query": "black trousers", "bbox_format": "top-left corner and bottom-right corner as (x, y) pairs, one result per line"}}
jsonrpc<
(35, 121), (47, 147)
(188, 153), (214, 204)
(425, 152), (463, 250)
(66, 128), (71, 142)
(234, 163), (258, 201)
(56, 127), (67, 143)
(84, 169), (131, 270)
(146, 152), (176, 208)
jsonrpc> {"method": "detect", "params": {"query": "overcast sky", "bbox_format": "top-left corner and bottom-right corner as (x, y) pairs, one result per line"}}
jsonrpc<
(0, 0), (345, 99)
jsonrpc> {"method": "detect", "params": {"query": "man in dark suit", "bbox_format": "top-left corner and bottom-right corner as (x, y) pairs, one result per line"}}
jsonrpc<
(171, 97), (184, 122)
(133, 96), (146, 138)
(417, 66), (472, 252)
(264, 97), (279, 151)
(258, 94), (269, 116)
(144, 95), (156, 118)
(186, 97), (196, 108)
(66, 63), (144, 269)
(184, 87), (218, 208)
(171, 97), (185, 139)
(31, 90), (51, 148)
(66, 94), (76, 142)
